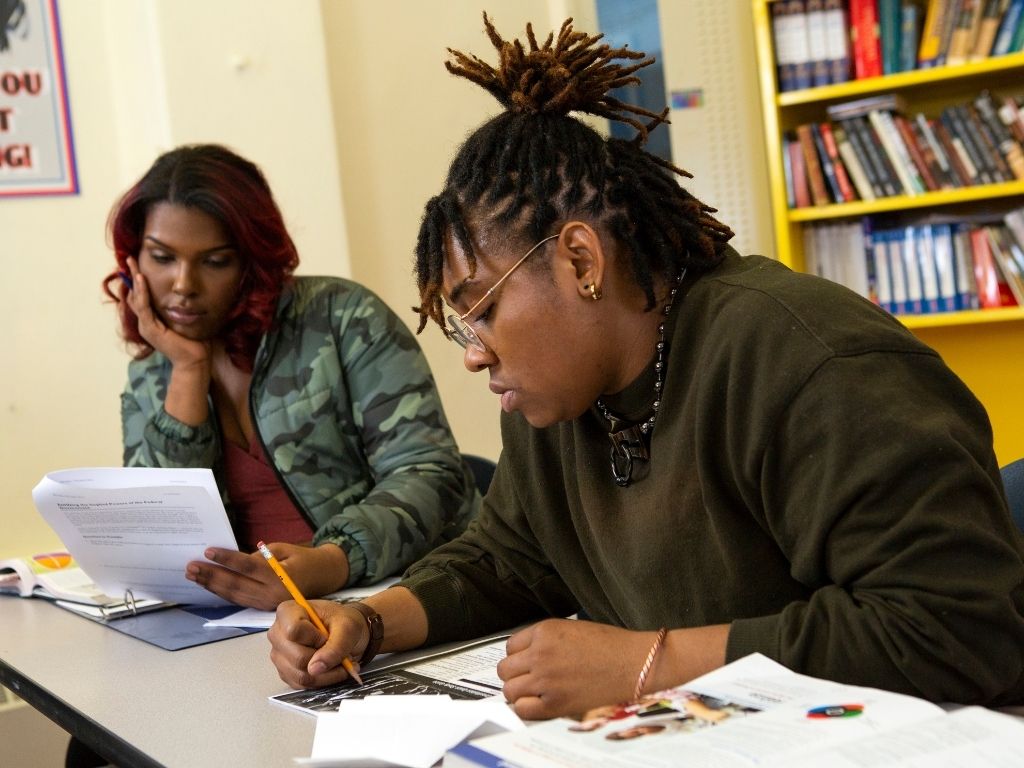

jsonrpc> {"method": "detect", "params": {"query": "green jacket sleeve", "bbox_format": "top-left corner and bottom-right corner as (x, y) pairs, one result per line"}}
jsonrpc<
(304, 287), (478, 585)
(120, 357), (219, 469)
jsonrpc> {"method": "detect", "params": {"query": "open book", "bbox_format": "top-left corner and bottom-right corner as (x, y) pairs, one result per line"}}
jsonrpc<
(0, 551), (107, 603)
(0, 551), (167, 618)
(31, 466), (238, 606)
(447, 654), (1024, 767)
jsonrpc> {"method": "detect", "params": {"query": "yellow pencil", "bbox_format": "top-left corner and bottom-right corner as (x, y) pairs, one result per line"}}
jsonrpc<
(256, 541), (364, 685)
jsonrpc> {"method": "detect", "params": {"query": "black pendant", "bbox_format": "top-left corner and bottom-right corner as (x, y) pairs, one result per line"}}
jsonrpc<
(607, 425), (649, 487)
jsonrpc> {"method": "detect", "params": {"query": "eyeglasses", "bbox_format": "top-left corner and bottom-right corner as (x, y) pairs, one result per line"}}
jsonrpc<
(446, 234), (558, 352)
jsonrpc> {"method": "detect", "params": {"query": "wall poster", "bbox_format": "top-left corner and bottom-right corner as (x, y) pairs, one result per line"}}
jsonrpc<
(0, 0), (77, 197)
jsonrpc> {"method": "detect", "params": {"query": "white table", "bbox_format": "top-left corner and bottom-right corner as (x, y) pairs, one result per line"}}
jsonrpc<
(0, 596), (315, 767)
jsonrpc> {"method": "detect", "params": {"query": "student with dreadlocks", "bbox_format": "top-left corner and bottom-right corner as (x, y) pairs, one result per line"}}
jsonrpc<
(268, 15), (1024, 718)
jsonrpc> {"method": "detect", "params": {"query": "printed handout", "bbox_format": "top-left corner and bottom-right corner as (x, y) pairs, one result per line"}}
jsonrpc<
(31, 467), (238, 606)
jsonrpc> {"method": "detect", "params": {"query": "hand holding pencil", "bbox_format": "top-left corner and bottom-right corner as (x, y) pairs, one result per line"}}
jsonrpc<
(256, 541), (364, 685)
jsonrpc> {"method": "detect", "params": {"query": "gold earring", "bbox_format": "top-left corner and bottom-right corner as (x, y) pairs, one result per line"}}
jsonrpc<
(589, 283), (602, 301)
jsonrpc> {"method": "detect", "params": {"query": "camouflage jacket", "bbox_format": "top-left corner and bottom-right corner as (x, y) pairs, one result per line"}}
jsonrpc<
(121, 276), (478, 585)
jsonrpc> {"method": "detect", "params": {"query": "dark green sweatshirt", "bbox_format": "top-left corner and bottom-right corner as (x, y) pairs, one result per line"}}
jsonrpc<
(402, 249), (1024, 706)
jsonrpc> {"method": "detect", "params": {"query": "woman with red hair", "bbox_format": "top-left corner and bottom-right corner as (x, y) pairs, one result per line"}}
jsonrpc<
(102, 144), (477, 610)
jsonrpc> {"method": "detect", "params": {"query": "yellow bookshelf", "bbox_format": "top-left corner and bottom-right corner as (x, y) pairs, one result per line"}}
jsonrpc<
(752, 0), (1024, 464)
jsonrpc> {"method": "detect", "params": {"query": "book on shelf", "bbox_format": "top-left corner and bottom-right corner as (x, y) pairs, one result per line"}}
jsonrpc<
(999, 95), (1024, 144)
(445, 653), (1024, 768)
(988, 224), (1024, 303)
(787, 131), (814, 207)
(941, 106), (992, 183)
(975, 90), (1024, 179)
(912, 112), (958, 188)
(807, 0), (832, 86)
(971, 0), (1011, 59)
(918, 0), (958, 67)
(894, 113), (941, 190)
(849, 0), (885, 78)
(879, 0), (903, 74)
(933, 116), (979, 184)
(947, 0), (987, 65)
(811, 122), (848, 201)
(818, 122), (858, 200)
(992, 0), (1024, 56)
(796, 123), (833, 205)
(900, 0), (925, 70)
(772, 0), (814, 92)
(833, 124), (877, 199)
(800, 211), (1024, 314)
(824, 0), (852, 82)
(966, 102), (1016, 180)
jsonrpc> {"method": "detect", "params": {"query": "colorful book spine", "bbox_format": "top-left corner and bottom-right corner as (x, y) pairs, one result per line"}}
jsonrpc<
(974, 91), (1024, 179)
(899, 1), (924, 70)
(894, 114), (940, 190)
(835, 124), (877, 199)
(812, 122), (846, 202)
(946, 0), (985, 65)
(970, 0), (1009, 59)
(850, 0), (885, 78)
(879, 0), (903, 73)
(992, 0), (1024, 55)
(819, 122), (858, 201)
(918, 0), (956, 65)
(797, 123), (832, 205)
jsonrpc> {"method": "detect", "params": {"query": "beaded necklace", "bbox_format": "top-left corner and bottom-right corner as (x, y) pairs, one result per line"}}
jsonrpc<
(596, 268), (686, 487)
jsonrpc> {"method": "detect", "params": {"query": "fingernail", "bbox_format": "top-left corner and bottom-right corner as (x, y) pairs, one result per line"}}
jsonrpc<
(309, 661), (326, 676)
(205, 548), (216, 560)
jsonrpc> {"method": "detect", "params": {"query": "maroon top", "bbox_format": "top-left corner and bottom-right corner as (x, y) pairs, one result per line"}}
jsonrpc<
(222, 438), (313, 552)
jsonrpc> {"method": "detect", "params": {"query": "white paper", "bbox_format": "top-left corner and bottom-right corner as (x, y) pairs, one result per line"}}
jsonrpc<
(32, 467), (238, 606)
(296, 696), (523, 768)
(204, 578), (401, 628)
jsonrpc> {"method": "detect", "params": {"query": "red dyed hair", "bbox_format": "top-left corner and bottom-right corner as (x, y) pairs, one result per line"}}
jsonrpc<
(102, 144), (299, 370)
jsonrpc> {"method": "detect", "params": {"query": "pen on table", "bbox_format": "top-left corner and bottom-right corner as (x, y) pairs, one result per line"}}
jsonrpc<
(118, 270), (133, 290)
(255, 540), (364, 685)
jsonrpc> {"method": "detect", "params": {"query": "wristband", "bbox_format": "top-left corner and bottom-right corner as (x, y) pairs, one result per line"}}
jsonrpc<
(346, 602), (384, 665)
(634, 627), (667, 701)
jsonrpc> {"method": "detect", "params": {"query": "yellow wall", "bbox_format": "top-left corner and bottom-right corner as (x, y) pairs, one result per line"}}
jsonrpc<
(0, 0), (349, 558)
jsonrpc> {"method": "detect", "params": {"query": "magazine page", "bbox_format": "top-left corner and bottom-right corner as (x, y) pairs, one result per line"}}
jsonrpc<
(468, 654), (946, 768)
(272, 637), (509, 715)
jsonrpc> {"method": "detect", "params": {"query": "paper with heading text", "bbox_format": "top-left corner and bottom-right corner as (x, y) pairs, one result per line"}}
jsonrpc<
(31, 467), (238, 606)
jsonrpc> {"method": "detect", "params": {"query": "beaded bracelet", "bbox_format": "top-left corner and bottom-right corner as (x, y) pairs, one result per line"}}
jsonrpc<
(634, 627), (668, 701)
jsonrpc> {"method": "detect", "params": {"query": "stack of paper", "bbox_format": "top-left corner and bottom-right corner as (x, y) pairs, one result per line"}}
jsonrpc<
(295, 695), (523, 768)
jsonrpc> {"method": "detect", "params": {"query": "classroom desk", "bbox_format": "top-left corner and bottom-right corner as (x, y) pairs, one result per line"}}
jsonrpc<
(0, 596), (315, 768)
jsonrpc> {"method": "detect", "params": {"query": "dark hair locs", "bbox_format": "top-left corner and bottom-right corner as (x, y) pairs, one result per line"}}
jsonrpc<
(102, 144), (299, 370)
(414, 13), (733, 334)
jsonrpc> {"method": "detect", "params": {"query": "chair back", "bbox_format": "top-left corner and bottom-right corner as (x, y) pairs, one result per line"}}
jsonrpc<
(463, 454), (497, 496)
(1001, 458), (1024, 533)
